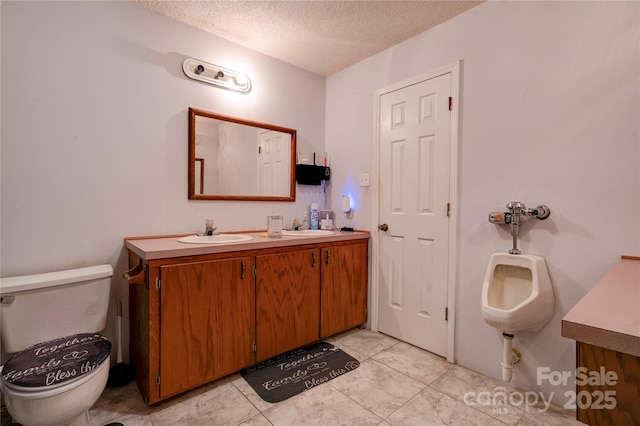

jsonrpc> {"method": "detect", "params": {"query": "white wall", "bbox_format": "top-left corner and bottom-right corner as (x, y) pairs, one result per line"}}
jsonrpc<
(326, 1), (639, 404)
(1, 1), (325, 359)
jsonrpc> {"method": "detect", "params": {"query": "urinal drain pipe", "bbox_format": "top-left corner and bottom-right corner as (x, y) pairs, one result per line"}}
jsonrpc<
(501, 333), (521, 383)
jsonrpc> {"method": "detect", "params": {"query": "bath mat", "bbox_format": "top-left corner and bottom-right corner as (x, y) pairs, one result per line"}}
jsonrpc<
(241, 341), (359, 403)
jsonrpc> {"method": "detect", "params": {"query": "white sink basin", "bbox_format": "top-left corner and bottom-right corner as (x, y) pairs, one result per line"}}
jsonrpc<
(178, 234), (253, 244)
(282, 230), (335, 237)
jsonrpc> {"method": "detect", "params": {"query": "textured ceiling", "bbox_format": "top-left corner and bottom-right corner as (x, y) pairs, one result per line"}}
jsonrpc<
(132, 0), (483, 76)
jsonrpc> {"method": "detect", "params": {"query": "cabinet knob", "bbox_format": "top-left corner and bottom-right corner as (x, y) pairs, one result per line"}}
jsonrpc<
(379, 224), (389, 232)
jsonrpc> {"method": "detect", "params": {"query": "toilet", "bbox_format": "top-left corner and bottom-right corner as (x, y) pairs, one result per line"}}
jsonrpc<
(481, 253), (555, 333)
(0, 265), (113, 426)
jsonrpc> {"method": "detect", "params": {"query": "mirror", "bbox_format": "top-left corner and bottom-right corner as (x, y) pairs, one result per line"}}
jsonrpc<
(188, 108), (297, 201)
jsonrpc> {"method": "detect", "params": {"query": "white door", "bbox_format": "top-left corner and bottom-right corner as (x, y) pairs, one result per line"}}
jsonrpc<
(258, 130), (291, 196)
(377, 72), (452, 357)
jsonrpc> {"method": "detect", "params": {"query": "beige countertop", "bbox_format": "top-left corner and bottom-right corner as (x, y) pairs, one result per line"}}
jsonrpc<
(125, 230), (370, 261)
(562, 257), (640, 357)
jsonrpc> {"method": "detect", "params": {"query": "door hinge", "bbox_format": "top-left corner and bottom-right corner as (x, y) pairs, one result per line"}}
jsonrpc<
(156, 374), (161, 385)
(155, 276), (161, 290)
(447, 203), (451, 218)
(445, 307), (449, 321)
(448, 97), (452, 111)
(253, 266), (257, 277)
(252, 342), (257, 353)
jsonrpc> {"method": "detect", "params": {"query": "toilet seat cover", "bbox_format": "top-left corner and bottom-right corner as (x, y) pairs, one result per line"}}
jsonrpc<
(1, 333), (111, 388)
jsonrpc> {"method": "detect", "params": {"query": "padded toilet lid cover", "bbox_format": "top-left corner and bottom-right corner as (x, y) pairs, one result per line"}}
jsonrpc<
(1, 333), (111, 388)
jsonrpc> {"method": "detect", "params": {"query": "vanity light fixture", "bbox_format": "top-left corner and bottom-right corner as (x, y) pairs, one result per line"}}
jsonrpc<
(182, 58), (252, 94)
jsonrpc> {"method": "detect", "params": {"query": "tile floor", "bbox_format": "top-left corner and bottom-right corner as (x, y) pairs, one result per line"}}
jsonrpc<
(3, 329), (585, 426)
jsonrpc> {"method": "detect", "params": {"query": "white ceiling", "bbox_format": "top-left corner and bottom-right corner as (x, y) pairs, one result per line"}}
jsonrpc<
(132, 0), (483, 76)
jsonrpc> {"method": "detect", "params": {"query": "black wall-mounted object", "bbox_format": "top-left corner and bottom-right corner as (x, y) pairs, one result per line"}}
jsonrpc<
(296, 165), (330, 186)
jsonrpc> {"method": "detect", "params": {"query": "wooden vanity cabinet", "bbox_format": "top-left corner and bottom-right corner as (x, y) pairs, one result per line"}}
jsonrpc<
(576, 342), (640, 425)
(255, 248), (320, 362)
(159, 257), (255, 399)
(129, 253), (256, 403)
(255, 241), (369, 360)
(562, 256), (640, 425)
(320, 241), (368, 338)
(126, 234), (369, 405)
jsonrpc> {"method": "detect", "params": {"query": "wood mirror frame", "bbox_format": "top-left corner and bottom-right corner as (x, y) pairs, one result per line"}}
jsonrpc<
(188, 107), (297, 201)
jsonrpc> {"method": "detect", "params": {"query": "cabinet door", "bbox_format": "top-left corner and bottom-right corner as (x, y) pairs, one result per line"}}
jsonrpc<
(576, 342), (640, 425)
(320, 242), (368, 338)
(159, 257), (255, 398)
(256, 249), (320, 361)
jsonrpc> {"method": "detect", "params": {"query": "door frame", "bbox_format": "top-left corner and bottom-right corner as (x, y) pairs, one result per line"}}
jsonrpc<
(370, 61), (461, 363)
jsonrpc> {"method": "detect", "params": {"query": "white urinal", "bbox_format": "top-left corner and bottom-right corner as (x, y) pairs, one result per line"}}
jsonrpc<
(481, 253), (555, 333)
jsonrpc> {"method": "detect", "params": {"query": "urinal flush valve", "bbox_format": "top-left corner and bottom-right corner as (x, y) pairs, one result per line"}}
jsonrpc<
(488, 202), (551, 254)
(489, 203), (550, 223)
(508, 202), (550, 220)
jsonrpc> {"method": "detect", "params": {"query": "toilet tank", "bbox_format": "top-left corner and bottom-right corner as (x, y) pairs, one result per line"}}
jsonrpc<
(0, 264), (113, 353)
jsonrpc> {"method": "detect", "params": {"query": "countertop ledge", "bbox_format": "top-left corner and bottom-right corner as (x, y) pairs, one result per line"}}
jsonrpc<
(125, 231), (370, 261)
(562, 256), (640, 357)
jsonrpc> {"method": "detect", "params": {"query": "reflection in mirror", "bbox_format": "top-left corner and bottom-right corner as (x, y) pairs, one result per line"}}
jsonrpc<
(188, 108), (296, 201)
(194, 158), (204, 194)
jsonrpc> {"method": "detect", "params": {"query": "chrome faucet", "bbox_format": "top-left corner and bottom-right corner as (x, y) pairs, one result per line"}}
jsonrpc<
(204, 218), (218, 236)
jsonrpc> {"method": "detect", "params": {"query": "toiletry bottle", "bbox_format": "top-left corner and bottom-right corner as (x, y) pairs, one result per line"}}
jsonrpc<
(310, 203), (319, 230)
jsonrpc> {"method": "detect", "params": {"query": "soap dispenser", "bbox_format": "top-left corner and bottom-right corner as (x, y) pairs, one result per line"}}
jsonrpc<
(299, 212), (309, 230)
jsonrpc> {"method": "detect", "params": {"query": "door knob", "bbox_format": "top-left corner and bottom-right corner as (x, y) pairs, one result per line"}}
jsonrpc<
(379, 224), (389, 232)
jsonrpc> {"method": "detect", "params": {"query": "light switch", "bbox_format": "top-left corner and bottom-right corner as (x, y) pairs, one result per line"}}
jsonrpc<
(359, 173), (370, 187)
